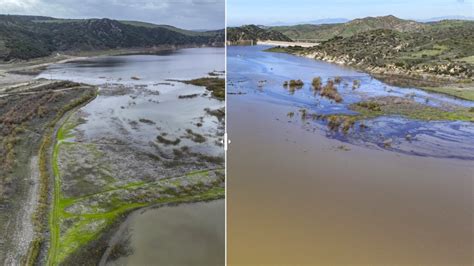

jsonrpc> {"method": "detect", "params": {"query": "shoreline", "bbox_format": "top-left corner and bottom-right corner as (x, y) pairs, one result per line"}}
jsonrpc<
(265, 46), (474, 101)
(0, 45), (222, 88)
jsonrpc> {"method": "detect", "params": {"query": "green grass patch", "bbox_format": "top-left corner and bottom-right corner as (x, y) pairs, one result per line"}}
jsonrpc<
(351, 97), (474, 122)
(182, 77), (225, 101)
(456, 55), (474, 64)
(421, 86), (474, 101)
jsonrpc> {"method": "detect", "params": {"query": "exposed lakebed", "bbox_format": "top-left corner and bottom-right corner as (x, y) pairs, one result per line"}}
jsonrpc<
(37, 48), (225, 264)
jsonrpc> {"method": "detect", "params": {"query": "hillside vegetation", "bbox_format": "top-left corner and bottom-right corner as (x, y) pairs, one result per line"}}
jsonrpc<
(270, 15), (425, 41)
(0, 15), (223, 61)
(269, 18), (474, 81)
(227, 25), (292, 43)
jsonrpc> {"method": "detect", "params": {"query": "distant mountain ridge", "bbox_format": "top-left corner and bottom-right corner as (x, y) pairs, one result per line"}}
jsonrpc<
(418, 16), (474, 22)
(0, 15), (224, 61)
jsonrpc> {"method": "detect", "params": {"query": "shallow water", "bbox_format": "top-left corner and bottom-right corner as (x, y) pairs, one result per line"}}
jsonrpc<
(228, 45), (474, 159)
(106, 200), (224, 265)
(38, 48), (225, 155)
(37, 48), (225, 263)
(227, 46), (474, 265)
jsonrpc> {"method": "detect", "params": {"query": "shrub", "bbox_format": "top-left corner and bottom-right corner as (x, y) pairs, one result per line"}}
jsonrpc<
(356, 101), (382, 112)
(320, 80), (343, 103)
(312, 77), (322, 90)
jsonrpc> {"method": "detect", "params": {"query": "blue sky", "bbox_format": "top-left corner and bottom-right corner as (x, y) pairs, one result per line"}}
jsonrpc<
(228, 0), (474, 26)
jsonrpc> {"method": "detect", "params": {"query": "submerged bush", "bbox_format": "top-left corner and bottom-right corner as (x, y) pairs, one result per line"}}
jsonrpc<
(321, 80), (343, 103)
(356, 101), (382, 112)
(312, 77), (322, 90)
(352, 79), (361, 89)
(156, 135), (181, 145)
(289, 79), (304, 87)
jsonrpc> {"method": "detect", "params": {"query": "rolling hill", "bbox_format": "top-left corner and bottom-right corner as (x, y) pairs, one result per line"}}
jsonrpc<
(227, 24), (292, 43)
(269, 19), (474, 80)
(0, 15), (224, 61)
(270, 15), (424, 41)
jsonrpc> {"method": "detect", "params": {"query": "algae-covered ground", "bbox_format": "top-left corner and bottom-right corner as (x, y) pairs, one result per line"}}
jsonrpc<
(48, 109), (224, 265)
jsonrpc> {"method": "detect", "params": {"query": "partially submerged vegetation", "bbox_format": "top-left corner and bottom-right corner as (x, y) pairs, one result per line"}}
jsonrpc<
(351, 96), (474, 122)
(311, 77), (322, 90)
(181, 78), (225, 100)
(283, 79), (304, 88)
(204, 107), (225, 122)
(184, 129), (207, 143)
(178, 93), (200, 99)
(157, 135), (181, 145)
(283, 79), (304, 94)
(287, 95), (474, 133)
(320, 80), (343, 102)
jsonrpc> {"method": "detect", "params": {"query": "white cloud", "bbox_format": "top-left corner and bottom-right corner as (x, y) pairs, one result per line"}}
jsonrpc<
(0, 0), (39, 10)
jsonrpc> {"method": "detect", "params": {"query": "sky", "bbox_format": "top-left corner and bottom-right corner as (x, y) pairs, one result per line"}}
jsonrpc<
(228, 0), (474, 26)
(0, 0), (225, 30)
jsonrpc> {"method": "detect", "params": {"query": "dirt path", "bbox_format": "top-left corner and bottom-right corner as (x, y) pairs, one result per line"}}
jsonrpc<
(4, 156), (40, 265)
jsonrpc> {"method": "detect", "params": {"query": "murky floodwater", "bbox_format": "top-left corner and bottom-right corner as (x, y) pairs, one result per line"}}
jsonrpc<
(228, 45), (474, 159)
(228, 46), (473, 265)
(104, 200), (225, 266)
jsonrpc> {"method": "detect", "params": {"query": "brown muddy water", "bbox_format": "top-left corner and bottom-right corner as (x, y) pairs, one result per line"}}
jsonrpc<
(228, 97), (473, 265)
(104, 200), (225, 265)
(227, 46), (473, 265)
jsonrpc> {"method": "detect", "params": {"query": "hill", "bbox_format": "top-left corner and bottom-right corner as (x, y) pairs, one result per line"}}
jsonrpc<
(270, 15), (424, 41)
(0, 15), (223, 61)
(269, 19), (474, 81)
(227, 24), (292, 43)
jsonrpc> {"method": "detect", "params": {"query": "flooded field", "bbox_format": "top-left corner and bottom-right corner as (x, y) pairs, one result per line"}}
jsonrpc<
(228, 45), (474, 159)
(37, 48), (225, 264)
(227, 45), (473, 265)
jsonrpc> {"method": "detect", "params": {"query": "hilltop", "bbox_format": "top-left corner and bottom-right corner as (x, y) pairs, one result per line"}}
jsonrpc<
(0, 15), (224, 61)
(227, 24), (292, 44)
(270, 15), (424, 41)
